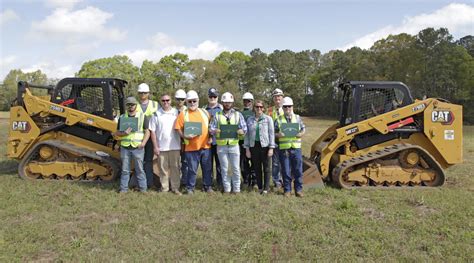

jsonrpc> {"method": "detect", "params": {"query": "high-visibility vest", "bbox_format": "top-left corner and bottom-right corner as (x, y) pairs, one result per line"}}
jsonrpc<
(216, 111), (239, 146)
(120, 111), (145, 148)
(138, 100), (159, 116)
(268, 106), (284, 121)
(276, 114), (301, 150)
(183, 108), (209, 145)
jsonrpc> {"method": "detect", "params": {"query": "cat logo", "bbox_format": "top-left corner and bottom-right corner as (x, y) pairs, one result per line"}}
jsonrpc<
(12, 121), (31, 133)
(431, 110), (454, 125)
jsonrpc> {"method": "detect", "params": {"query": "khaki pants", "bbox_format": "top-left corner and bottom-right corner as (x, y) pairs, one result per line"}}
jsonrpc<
(156, 150), (181, 192)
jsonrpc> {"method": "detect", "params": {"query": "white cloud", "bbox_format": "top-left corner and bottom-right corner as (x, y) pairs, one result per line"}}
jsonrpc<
(45, 0), (83, 9)
(31, 6), (126, 41)
(22, 61), (77, 79)
(341, 3), (474, 50)
(123, 32), (229, 66)
(0, 9), (19, 26)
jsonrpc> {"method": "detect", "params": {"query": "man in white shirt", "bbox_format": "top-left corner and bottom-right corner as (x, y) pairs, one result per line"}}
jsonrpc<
(149, 94), (182, 195)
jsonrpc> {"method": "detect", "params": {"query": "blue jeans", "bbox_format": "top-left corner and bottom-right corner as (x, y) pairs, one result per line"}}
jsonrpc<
(144, 140), (154, 187)
(211, 144), (222, 187)
(272, 146), (282, 187)
(180, 150), (188, 186)
(279, 148), (303, 193)
(217, 145), (241, 193)
(129, 140), (154, 188)
(185, 148), (212, 191)
(120, 146), (147, 192)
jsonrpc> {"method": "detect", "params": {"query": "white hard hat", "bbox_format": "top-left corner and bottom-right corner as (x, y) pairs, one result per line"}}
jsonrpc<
(272, 88), (284, 97)
(175, 89), (186, 99)
(186, 90), (199, 100)
(221, 92), (234, 103)
(137, 83), (150, 93)
(282, 96), (294, 106)
(242, 92), (254, 100)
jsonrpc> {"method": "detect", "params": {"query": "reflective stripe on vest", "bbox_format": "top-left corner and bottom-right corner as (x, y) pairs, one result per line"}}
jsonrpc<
(216, 111), (239, 146)
(120, 111), (145, 148)
(277, 114), (301, 150)
(183, 108), (209, 145)
(270, 106), (283, 121)
(138, 100), (159, 116)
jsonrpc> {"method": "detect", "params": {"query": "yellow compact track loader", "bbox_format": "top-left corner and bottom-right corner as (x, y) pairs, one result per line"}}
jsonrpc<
(7, 78), (126, 182)
(303, 81), (463, 189)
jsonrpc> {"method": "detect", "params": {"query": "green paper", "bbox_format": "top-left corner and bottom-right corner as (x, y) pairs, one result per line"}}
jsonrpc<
(281, 123), (300, 137)
(220, 124), (239, 139)
(119, 117), (139, 132)
(184, 122), (202, 136)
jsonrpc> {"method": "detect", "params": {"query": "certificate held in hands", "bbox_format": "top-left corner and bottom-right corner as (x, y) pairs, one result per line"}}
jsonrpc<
(281, 123), (300, 138)
(184, 122), (202, 136)
(119, 117), (139, 132)
(220, 124), (238, 139)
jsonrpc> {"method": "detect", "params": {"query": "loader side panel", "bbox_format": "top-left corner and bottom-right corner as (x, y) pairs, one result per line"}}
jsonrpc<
(7, 106), (41, 159)
(423, 100), (463, 164)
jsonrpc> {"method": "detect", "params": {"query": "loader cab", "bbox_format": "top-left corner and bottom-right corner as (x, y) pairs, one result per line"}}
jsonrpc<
(52, 78), (127, 120)
(338, 81), (414, 126)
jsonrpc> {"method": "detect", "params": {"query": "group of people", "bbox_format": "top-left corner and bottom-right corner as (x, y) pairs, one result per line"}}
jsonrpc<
(113, 83), (306, 197)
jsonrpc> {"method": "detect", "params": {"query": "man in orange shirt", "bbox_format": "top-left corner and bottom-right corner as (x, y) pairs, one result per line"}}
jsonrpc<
(175, 90), (213, 194)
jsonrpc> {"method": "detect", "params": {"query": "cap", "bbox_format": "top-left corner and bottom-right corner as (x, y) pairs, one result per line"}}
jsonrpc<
(125, 97), (138, 105)
(208, 87), (219, 97)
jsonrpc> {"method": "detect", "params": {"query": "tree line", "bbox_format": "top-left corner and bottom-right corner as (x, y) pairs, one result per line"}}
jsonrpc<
(2, 27), (473, 123)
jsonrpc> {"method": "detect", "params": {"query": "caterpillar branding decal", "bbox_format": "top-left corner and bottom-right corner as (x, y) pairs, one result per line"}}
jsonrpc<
(12, 121), (31, 133)
(50, 105), (64, 113)
(345, 126), (359, 135)
(412, 104), (426, 112)
(431, 110), (454, 125)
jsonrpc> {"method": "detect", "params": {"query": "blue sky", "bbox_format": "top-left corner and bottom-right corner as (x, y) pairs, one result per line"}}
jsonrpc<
(1, 0), (473, 80)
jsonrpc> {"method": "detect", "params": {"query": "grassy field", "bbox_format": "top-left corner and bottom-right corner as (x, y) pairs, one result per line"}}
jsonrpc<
(0, 114), (473, 261)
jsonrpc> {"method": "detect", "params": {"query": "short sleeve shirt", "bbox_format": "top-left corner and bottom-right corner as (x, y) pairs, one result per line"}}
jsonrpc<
(175, 109), (211, 151)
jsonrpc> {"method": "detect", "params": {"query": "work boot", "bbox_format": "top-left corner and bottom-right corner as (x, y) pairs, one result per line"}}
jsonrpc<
(284, 192), (291, 198)
(295, 191), (304, 198)
(172, 190), (183, 196)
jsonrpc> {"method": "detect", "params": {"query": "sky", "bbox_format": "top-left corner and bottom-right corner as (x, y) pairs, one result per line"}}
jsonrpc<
(0, 0), (473, 80)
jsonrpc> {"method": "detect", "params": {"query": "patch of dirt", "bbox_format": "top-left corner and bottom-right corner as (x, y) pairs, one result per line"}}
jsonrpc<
(414, 205), (437, 217)
(28, 250), (58, 262)
(194, 221), (209, 231)
(360, 207), (385, 220)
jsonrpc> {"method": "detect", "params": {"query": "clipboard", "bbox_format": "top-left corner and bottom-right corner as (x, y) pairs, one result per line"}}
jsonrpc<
(184, 122), (202, 136)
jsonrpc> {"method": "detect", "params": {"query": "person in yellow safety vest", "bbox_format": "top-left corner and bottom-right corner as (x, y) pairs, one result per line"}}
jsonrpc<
(135, 83), (159, 190)
(174, 89), (188, 188)
(267, 88), (285, 191)
(210, 92), (247, 194)
(114, 97), (151, 193)
(274, 96), (306, 198)
(174, 90), (213, 194)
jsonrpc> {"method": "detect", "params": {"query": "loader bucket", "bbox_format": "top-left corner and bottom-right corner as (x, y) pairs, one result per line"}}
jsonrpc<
(303, 156), (325, 188)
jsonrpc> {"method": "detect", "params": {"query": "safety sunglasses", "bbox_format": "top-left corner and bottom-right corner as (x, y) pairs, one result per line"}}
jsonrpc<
(138, 92), (149, 95)
(187, 100), (197, 104)
(254, 105), (264, 109)
(161, 99), (170, 102)
(283, 105), (292, 108)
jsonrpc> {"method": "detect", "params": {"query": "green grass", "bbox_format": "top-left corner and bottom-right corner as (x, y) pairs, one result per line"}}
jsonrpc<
(0, 115), (473, 261)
